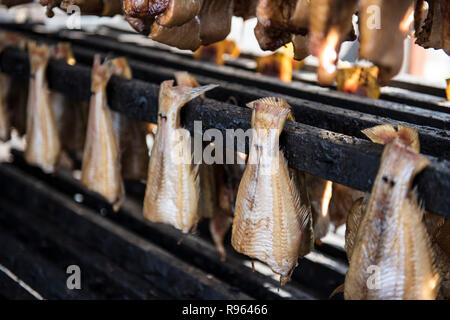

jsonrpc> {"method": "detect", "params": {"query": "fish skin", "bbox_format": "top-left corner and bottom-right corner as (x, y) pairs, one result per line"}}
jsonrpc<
(143, 80), (218, 233)
(305, 173), (331, 241)
(24, 42), (61, 173)
(231, 97), (311, 285)
(344, 138), (438, 300)
(81, 56), (124, 211)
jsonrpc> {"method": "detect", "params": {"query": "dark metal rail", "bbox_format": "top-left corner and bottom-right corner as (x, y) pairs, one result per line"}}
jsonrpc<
(0, 164), (252, 300)
(2, 24), (449, 160)
(9, 150), (345, 299)
(0, 47), (448, 218)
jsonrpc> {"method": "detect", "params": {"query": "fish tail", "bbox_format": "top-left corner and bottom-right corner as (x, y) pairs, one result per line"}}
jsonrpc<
(91, 55), (113, 93)
(159, 80), (218, 110)
(110, 57), (133, 79)
(361, 124), (398, 145)
(246, 97), (293, 132)
(28, 41), (50, 74)
(362, 124), (420, 152)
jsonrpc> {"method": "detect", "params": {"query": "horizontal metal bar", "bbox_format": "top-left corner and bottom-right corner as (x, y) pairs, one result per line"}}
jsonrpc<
(91, 24), (450, 100)
(66, 45), (450, 159)
(48, 28), (450, 130)
(1, 47), (448, 217)
(0, 164), (252, 300)
(10, 151), (324, 299)
(0, 198), (166, 299)
(0, 224), (92, 299)
(3, 25), (450, 159)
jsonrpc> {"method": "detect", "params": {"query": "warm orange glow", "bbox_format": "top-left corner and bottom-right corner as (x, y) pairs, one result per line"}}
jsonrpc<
(67, 57), (76, 66)
(446, 79), (450, 101)
(321, 180), (333, 218)
(399, 5), (415, 33)
(420, 274), (439, 300)
(194, 40), (241, 66)
(318, 28), (340, 84)
(337, 65), (381, 99)
(237, 151), (248, 162)
(256, 51), (293, 82)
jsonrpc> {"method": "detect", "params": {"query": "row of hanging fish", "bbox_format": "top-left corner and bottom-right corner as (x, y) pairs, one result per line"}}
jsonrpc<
(1, 34), (448, 298)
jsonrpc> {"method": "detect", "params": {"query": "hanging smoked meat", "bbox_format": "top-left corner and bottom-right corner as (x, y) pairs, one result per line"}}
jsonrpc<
(359, 0), (415, 85)
(232, 97), (312, 285)
(24, 42), (61, 173)
(344, 124), (438, 300)
(309, 0), (358, 85)
(415, 0), (450, 55)
(81, 56), (124, 211)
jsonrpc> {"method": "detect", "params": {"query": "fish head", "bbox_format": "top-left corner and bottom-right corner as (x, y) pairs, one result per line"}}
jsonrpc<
(110, 57), (133, 79)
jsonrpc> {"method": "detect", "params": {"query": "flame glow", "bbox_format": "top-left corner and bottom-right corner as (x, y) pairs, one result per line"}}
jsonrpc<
(321, 180), (333, 218)
(319, 28), (340, 77)
(399, 5), (415, 33)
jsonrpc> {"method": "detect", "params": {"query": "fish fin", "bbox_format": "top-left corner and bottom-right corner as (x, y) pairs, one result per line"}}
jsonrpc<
(361, 124), (397, 145)
(298, 204), (314, 257)
(91, 55), (112, 93)
(28, 41), (50, 74)
(174, 71), (200, 88)
(362, 124), (421, 152)
(246, 97), (291, 114)
(246, 97), (293, 133)
(286, 113), (295, 122)
(329, 283), (345, 298)
(398, 125), (420, 152)
(159, 80), (218, 110)
(110, 57), (133, 79)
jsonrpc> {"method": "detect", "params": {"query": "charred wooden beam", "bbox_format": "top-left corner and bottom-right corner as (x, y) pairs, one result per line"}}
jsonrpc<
(0, 164), (252, 300)
(0, 199), (167, 299)
(0, 48), (449, 218)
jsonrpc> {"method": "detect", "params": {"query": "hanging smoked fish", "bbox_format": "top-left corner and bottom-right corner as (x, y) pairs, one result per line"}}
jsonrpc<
(24, 42), (61, 173)
(231, 97), (312, 285)
(81, 55), (124, 211)
(344, 124), (439, 300)
(143, 79), (218, 233)
(305, 173), (332, 242)
(109, 57), (149, 181)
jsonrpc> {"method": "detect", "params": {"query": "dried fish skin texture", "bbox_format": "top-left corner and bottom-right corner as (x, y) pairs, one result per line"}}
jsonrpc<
(344, 139), (438, 300)
(24, 43), (61, 173)
(81, 56), (124, 210)
(143, 80), (218, 233)
(232, 97), (311, 285)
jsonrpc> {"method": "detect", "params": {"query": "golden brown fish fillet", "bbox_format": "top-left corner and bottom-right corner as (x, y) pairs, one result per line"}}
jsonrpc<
(109, 57), (149, 181)
(304, 173), (332, 241)
(81, 55), (124, 211)
(156, 0), (200, 27)
(231, 97), (311, 285)
(359, 0), (415, 84)
(24, 42), (61, 173)
(143, 80), (218, 233)
(345, 125), (438, 300)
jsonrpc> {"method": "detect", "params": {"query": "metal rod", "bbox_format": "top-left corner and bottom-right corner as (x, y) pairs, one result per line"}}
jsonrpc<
(0, 47), (449, 218)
